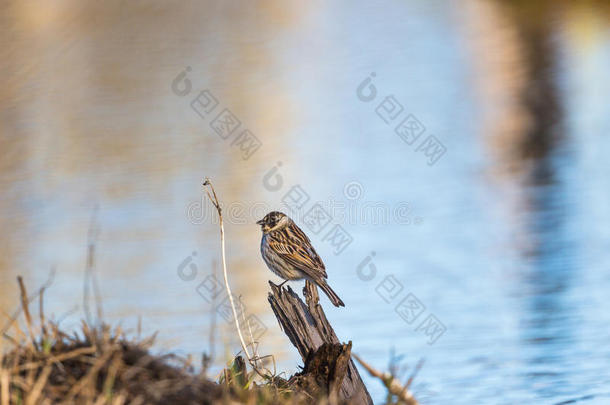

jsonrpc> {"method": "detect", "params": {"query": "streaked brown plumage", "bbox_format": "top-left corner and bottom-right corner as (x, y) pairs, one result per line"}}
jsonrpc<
(257, 211), (345, 307)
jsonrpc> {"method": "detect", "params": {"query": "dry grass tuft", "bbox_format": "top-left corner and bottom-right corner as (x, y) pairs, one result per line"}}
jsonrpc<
(0, 278), (329, 404)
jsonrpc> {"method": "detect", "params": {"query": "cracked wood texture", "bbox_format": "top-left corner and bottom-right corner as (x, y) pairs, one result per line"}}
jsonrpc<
(268, 280), (373, 405)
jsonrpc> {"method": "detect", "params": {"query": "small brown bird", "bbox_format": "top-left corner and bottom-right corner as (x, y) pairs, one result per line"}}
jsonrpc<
(257, 211), (345, 307)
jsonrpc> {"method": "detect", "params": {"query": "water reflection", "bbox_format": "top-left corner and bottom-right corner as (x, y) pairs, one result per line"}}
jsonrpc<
(467, 0), (610, 402)
(2, 1), (610, 403)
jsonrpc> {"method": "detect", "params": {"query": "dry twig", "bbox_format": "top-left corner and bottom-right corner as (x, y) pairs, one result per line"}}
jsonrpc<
(202, 178), (271, 379)
(352, 353), (419, 405)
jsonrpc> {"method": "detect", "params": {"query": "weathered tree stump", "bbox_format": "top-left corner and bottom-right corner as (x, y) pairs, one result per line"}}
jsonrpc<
(268, 281), (373, 404)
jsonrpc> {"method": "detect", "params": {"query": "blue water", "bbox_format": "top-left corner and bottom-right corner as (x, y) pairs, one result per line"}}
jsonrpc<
(1, 1), (610, 403)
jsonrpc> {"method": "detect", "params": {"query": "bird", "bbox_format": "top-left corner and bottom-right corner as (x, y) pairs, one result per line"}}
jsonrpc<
(256, 211), (345, 307)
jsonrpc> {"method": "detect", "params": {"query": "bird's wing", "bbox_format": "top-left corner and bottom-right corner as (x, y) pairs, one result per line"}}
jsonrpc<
(268, 224), (328, 279)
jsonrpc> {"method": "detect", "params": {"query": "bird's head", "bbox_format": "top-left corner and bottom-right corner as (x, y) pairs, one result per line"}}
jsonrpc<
(256, 211), (289, 234)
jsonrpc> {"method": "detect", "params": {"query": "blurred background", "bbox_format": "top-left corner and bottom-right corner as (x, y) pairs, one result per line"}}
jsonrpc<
(1, 0), (609, 403)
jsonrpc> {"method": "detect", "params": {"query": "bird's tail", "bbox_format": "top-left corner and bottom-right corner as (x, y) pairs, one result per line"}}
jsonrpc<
(317, 280), (345, 307)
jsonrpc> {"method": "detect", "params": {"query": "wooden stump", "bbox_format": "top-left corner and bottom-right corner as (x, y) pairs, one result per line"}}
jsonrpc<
(268, 281), (373, 405)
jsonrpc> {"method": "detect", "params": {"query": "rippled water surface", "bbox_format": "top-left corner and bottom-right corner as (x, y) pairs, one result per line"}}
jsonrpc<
(2, 1), (610, 403)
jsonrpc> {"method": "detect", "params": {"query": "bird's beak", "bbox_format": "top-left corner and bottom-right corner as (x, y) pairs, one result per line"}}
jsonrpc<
(256, 219), (265, 225)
